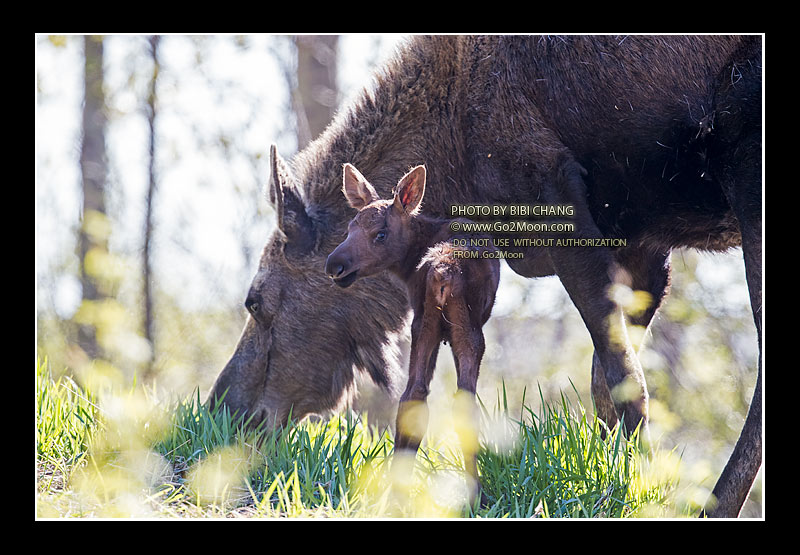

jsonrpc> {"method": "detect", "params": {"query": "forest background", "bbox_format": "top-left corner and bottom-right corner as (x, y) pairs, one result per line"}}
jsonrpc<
(34, 34), (762, 517)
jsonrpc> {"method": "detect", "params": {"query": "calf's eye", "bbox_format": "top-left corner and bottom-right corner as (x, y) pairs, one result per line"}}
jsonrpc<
(375, 230), (387, 242)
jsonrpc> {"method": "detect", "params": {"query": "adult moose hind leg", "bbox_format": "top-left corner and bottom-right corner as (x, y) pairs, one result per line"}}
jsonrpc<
(704, 140), (762, 518)
(704, 37), (762, 518)
(546, 155), (650, 437)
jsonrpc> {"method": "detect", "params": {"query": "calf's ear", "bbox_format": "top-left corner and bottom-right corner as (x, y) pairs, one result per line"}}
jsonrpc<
(342, 163), (380, 210)
(393, 165), (426, 215)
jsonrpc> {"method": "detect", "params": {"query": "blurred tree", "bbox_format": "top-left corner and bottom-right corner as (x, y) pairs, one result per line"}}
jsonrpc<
(142, 35), (160, 378)
(77, 35), (109, 361)
(293, 35), (339, 149)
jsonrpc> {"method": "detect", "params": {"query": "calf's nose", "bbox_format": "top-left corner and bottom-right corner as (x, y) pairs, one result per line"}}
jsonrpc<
(325, 252), (348, 279)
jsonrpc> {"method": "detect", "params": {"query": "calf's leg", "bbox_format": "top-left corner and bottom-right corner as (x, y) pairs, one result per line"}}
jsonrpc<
(445, 298), (486, 505)
(394, 308), (441, 478)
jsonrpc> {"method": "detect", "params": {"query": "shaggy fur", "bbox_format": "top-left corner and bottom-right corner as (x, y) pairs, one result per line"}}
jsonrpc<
(209, 36), (762, 517)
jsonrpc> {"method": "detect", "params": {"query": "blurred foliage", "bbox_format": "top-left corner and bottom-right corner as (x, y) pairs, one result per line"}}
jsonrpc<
(37, 358), (684, 518)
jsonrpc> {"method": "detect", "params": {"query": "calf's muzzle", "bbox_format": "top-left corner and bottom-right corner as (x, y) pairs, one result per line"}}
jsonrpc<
(324, 245), (358, 288)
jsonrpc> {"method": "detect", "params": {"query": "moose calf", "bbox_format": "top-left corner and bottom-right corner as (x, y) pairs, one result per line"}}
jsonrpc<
(325, 163), (500, 504)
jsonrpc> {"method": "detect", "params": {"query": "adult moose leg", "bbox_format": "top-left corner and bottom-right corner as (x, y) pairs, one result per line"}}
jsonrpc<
(704, 161), (761, 517)
(545, 156), (650, 436)
(590, 248), (672, 433)
(706, 216), (761, 518)
(702, 36), (762, 518)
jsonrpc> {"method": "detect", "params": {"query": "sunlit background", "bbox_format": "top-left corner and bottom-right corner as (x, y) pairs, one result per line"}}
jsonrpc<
(35, 34), (761, 517)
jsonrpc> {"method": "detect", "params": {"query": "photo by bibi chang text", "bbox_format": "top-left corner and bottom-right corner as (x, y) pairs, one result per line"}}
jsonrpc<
(450, 204), (575, 218)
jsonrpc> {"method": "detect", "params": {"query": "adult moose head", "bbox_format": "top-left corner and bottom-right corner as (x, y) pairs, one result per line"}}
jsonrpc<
(208, 36), (762, 518)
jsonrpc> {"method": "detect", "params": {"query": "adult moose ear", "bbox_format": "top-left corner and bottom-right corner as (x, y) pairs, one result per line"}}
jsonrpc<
(268, 144), (315, 252)
(393, 165), (426, 215)
(342, 163), (379, 210)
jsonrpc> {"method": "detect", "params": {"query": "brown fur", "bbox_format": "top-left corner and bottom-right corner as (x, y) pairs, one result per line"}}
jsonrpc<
(209, 36), (762, 517)
(325, 165), (500, 500)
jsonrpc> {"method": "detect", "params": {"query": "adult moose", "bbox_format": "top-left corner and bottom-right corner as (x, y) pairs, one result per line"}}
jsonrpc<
(209, 35), (762, 517)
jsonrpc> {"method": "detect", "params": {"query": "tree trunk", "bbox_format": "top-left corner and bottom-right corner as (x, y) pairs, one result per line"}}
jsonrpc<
(142, 35), (160, 377)
(293, 35), (338, 149)
(77, 35), (108, 360)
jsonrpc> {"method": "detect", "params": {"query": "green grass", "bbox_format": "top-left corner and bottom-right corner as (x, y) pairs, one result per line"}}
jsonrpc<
(477, 387), (677, 517)
(35, 359), (685, 518)
(36, 358), (99, 496)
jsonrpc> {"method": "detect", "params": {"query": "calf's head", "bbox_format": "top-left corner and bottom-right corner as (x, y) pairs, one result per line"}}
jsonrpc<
(208, 148), (409, 428)
(325, 164), (427, 287)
